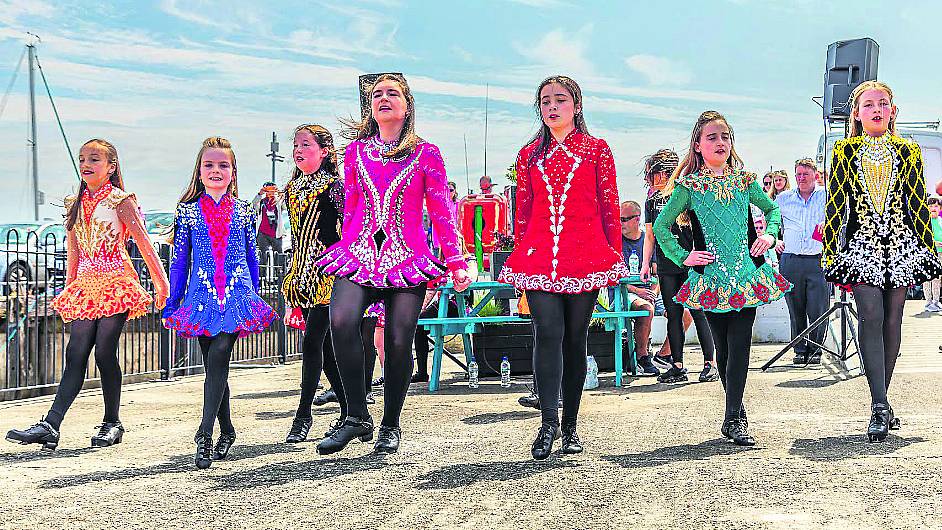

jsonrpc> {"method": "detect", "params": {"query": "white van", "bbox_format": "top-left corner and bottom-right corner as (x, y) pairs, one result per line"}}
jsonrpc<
(817, 123), (942, 192)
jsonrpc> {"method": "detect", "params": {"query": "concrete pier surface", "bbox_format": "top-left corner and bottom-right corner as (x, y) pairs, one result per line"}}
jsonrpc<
(2, 301), (942, 529)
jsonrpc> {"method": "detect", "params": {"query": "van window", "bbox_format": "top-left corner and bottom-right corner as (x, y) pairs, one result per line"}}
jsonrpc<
(922, 146), (942, 194)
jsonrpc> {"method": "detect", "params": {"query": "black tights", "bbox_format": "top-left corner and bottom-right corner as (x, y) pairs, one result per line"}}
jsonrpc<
(705, 308), (756, 418)
(526, 289), (597, 428)
(659, 272), (715, 365)
(197, 332), (239, 435)
(363, 317), (378, 388)
(297, 306), (346, 419)
(46, 313), (129, 431)
(657, 272), (715, 365)
(852, 285), (906, 406)
(329, 278), (425, 427)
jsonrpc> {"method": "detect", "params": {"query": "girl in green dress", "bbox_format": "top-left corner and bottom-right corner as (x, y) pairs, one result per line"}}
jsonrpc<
(654, 111), (791, 446)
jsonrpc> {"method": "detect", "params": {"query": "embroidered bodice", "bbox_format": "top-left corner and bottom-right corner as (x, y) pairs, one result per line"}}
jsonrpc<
(282, 170), (344, 307)
(163, 194), (259, 316)
(497, 130), (628, 294)
(822, 134), (942, 288)
(316, 136), (467, 288)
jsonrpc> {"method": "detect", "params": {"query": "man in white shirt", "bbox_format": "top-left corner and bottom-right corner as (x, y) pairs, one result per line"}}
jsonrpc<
(776, 159), (828, 365)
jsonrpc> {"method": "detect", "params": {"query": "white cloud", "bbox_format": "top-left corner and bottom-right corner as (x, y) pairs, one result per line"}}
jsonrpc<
(158, 0), (228, 29)
(625, 54), (693, 86)
(514, 24), (596, 80)
(0, 0), (54, 26)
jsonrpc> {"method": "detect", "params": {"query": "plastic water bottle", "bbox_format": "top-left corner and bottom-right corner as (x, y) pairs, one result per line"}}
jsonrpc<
(468, 359), (479, 389)
(500, 356), (511, 388)
(628, 251), (640, 275)
(584, 355), (599, 389)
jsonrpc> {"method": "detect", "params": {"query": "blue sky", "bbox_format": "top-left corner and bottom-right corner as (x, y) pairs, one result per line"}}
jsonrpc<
(1, 0), (941, 220)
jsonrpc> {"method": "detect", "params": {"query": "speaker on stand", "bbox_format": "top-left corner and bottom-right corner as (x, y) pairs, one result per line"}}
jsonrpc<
(762, 38), (879, 374)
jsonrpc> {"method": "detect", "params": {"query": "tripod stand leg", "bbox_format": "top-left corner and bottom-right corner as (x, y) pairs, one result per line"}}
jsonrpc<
(761, 303), (842, 371)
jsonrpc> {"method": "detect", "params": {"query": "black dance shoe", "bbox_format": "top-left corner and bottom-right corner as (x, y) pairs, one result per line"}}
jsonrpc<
(194, 430), (213, 470)
(518, 390), (540, 410)
(285, 416), (312, 443)
(323, 417), (344, 439)
(868, 404), (890, 442)
(371, 376), (384, 387)
(410, 373), (429, 384)
(313, 389), (338, 406)
(887, 406), (900, 430)
(5, 420), (60, 451)
(373, 426), (401, 454)
(530, 422), (560, 461)
(213, 430), (236, 460)
(90, 422), (125, 448)
(316, 416), (374, 456)
(721, 415), (755, 446)
(560, 423), (583, 454)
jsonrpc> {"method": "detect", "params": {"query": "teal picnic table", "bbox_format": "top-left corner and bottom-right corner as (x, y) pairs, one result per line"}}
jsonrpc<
(417, 277), (649, 391)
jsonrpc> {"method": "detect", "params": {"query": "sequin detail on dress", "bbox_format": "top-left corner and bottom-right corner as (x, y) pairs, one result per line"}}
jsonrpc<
(653, 168), (791, 312)
(162, 194), (277, 338)
(52, 183), (155, 322)
(282, 171), (344, 308)
(315, 137), (466, 288)
(822, 134), (942, 288)
(498, 130), (629, 293)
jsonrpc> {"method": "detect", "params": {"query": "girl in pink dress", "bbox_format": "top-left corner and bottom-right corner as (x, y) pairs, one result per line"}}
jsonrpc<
(315, 74), (471, 455)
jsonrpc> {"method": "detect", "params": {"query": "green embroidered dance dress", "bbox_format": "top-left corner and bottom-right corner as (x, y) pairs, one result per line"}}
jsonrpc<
(653, 168), (791, 312)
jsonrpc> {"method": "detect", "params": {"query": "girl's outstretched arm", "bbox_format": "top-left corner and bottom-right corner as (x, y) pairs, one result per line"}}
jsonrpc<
(117, 196), (170, 309)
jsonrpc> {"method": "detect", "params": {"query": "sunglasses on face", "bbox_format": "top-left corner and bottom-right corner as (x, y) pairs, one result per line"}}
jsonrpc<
(620, 215), (640, 222)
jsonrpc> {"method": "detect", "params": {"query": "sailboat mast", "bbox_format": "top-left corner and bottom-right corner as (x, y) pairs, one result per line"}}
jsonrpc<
(27, 38), (39, 221)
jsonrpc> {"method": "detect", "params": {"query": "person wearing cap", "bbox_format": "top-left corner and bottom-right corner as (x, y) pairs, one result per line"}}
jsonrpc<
(250, 181), (286, 279)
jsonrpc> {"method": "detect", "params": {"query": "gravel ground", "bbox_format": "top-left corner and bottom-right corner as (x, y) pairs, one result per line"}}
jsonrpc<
(2, 301), (942, 530)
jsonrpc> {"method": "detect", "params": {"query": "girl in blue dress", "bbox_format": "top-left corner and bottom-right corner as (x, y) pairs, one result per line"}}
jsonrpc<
(163, 137), (277, 469)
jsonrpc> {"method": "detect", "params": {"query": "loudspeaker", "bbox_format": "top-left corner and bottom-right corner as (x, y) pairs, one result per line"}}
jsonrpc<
(823, 38), (879, 119)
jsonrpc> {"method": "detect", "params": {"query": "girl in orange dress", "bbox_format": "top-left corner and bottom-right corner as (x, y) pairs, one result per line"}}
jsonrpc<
(6, 139), (169, 451)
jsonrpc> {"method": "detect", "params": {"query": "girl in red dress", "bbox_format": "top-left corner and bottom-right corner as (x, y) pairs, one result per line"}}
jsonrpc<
(499, 76), (628, 460)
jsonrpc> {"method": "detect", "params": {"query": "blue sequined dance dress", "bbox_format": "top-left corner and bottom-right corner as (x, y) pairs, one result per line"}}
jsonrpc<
(162, 193), (277, 338)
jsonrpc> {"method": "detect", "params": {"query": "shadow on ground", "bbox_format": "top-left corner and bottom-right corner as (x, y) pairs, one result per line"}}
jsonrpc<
(776, 378), (842, 389)
(602, 439), (755, 469)
(415, 459), (578, 490)
(209, 453), (388, 490)
(255, 407), (338, 421)
(233, 389), (300, 400)
(789, 435), (927, 461)
(38, 443), (305, 488)
(0, 446), (97, 464)
(461, 411), (540, 425)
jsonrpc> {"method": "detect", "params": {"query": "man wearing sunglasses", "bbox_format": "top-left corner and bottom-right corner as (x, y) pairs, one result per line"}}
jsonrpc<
(618, 201), (661, 375)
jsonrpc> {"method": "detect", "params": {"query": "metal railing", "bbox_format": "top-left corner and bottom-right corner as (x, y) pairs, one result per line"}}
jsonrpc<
(2, 230), (301, 401)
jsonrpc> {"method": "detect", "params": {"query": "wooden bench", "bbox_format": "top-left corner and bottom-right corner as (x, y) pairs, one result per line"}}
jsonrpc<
(417, 278), (649, 391)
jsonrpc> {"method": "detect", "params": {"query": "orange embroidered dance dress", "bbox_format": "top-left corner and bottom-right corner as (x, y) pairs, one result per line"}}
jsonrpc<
(52, 183), (169, 322)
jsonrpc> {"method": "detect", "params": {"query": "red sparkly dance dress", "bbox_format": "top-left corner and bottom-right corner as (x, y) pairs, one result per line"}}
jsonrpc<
(498, 130), (628, 293)
(52, 183), (169, 322)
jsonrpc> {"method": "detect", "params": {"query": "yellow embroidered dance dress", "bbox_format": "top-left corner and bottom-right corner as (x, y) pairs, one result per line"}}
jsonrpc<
(281, 171), (344, 308)
(52, 183), (169, 322)
(822, 133), (942, 288)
